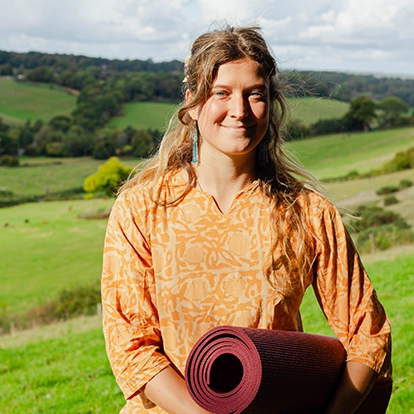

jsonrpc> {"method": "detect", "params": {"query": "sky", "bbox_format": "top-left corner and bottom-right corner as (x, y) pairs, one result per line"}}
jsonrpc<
(1, 0), (414, 77)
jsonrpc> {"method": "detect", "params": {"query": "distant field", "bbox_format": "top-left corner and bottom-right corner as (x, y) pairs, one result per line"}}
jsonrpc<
(0, 156), (138, 197)
(109, 101), (177, 131)
(108, 97), (349, 131)
(288, 126), (414, 179)
(0, 76), (348, 130)
(0, 77), (77, 123)
(287, 96), (348, 125)
(0, 198), (113, 314)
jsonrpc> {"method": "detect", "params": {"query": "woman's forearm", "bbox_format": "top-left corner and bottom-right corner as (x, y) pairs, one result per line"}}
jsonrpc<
(324, 361), (379, 414)
(143, 366), (212, 414)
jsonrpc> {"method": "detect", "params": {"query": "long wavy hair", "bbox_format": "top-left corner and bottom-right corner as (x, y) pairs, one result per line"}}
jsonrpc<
(121, 25), (319, 290)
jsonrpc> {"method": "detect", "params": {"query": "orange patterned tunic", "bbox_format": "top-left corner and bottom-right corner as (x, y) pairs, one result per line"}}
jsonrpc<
(102, 172), (391, 413)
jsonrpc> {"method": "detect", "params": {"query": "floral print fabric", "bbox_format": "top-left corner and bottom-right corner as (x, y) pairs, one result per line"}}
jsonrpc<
(102, 172), (391, 413)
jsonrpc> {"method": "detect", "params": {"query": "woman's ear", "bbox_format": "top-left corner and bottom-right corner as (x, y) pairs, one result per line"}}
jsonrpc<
(186, 90), (198, 121)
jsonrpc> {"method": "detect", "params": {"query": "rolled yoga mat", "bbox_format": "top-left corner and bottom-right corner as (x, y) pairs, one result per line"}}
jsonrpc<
(185, 326), (392, 414)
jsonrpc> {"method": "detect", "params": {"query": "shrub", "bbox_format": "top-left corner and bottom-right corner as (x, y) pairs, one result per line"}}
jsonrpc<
(376, 185), (399, 196)
(84, 156), (133, 196)
(30, 281), (101, 324)
(350, 204), (409, 232)
(355, 224), (414, 253)
(383, 195), (399, 206)
(400, 179), (413, 189)
(0, 155), (19, 166)
(349, 204), (414, 253)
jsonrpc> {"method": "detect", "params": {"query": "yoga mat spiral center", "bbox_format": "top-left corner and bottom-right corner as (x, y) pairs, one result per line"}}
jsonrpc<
(208, 353), (244, 393)
(185, 326), (392, 414)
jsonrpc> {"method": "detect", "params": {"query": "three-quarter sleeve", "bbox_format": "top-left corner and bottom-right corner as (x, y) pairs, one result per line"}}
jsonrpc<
(312, 199), (391, 376)
(101, 190), (170, 401)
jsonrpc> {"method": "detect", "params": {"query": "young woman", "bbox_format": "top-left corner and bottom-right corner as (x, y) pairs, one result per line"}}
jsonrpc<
(101, 26), (392, 414)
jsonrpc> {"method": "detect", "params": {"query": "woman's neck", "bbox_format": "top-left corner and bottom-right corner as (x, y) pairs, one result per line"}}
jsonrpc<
(195, 152), (256, 214)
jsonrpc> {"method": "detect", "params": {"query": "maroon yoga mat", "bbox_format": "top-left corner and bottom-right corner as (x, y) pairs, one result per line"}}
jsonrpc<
(185, 326), (392, 414)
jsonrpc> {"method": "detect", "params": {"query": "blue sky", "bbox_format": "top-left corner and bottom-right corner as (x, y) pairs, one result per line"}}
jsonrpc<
(0, 0), (413, 76)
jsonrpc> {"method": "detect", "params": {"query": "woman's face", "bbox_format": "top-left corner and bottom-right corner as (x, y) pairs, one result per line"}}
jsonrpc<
(189, 58), (270, 162)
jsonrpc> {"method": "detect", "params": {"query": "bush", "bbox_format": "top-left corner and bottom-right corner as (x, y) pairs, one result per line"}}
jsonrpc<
(0, 154), (19, 166)
(349, 204), (414, 253)
(376, 185), (399, 195)
(350, 204), (409, 232)
(400, 179), (413, 189)
(355, 224), (414, 253)
(383, 195), (398, 206)
(84, 156), (133, 196)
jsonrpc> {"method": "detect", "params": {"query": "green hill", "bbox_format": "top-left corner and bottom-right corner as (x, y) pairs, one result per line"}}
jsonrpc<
(0, 76), (348, 130)
(108, 97), (349, 131)
(109, 101), (177, 130)
(1, 126), (414, 413)
(288, 126), (414, 179)
(0, 77), (77, 124)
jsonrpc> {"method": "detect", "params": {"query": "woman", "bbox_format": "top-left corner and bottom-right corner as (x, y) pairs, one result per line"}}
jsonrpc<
(102, 26), (391, 413)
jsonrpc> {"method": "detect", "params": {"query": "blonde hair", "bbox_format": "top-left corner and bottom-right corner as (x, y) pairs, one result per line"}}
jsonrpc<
(121, 25), (318, 289)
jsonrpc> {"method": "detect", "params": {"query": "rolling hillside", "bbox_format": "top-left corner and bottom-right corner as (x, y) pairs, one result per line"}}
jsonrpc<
(0, 76), (349, 130)
(0, 77), (77, 124)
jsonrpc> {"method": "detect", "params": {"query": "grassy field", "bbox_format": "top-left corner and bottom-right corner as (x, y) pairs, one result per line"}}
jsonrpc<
(0, 245), (412, 413)
(109, 101), (178, 131)
(0, 76), (349, 131)
(0, 77), (77, 124)
(108, 97), (348, 131)
(288, 126), (414, 179)
(1, 127), (414, 412)
(287, 96), (348, 125)
(0, 198), (113, 314)
(1, 157), (139, 197)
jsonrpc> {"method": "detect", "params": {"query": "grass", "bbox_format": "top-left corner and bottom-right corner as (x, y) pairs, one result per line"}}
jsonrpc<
(1, 126), (414, 411)
(0, 317), (124, 413)
(288, 126), (414, 179)
(109, 101), (177, 131)
(0, 198), (113, 315)
(0, 77), (77, 123)
(287, 96), (349, 125)
(0, 245), (412, 413)
(301, 246), (414, 414)
(0, 157), (139, 197)
(108, 97), (349, 131)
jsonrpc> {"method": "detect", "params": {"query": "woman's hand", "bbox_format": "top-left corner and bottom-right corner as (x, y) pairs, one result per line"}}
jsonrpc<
(144, 366), (213, 414)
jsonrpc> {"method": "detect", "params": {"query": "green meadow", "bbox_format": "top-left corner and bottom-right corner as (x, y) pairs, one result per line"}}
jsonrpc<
(0, 77), (77, 124)
(109, 101), (178, 130)
(108, 97), (348, 131)
(288, 126), (414, 179)
(1, 127), (414, 412)
(0, 77), (348, 131)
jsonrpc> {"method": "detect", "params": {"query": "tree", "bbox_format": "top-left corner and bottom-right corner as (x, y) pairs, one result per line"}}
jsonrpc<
(378, 96), (409, 128)
(62, 125), (94, 157)
(0, 132), (18, 156)
(342, 96), (377, 132)
(33, 125), (63, 154)
(0, 117), (10, 133)
(83, 156), (133, 196)
(18, 121), (35, 148)
(132, 129), (154, 158)
(49, 115), (72, 133)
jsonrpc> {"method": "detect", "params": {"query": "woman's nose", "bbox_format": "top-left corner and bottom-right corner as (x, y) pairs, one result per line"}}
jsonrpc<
(230, 95), (249, 120)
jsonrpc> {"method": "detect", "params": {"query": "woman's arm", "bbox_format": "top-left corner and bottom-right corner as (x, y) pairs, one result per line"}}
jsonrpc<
(324, 361), (378, 414)
(144, 366), (212, 414)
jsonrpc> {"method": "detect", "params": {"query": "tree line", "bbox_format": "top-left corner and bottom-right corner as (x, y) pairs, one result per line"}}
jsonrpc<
(287, 95), (414, 140)
(1, 49), (414, 163)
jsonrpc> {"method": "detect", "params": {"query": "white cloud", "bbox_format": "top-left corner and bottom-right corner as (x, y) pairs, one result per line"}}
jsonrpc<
(0, 0), (413, 75)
